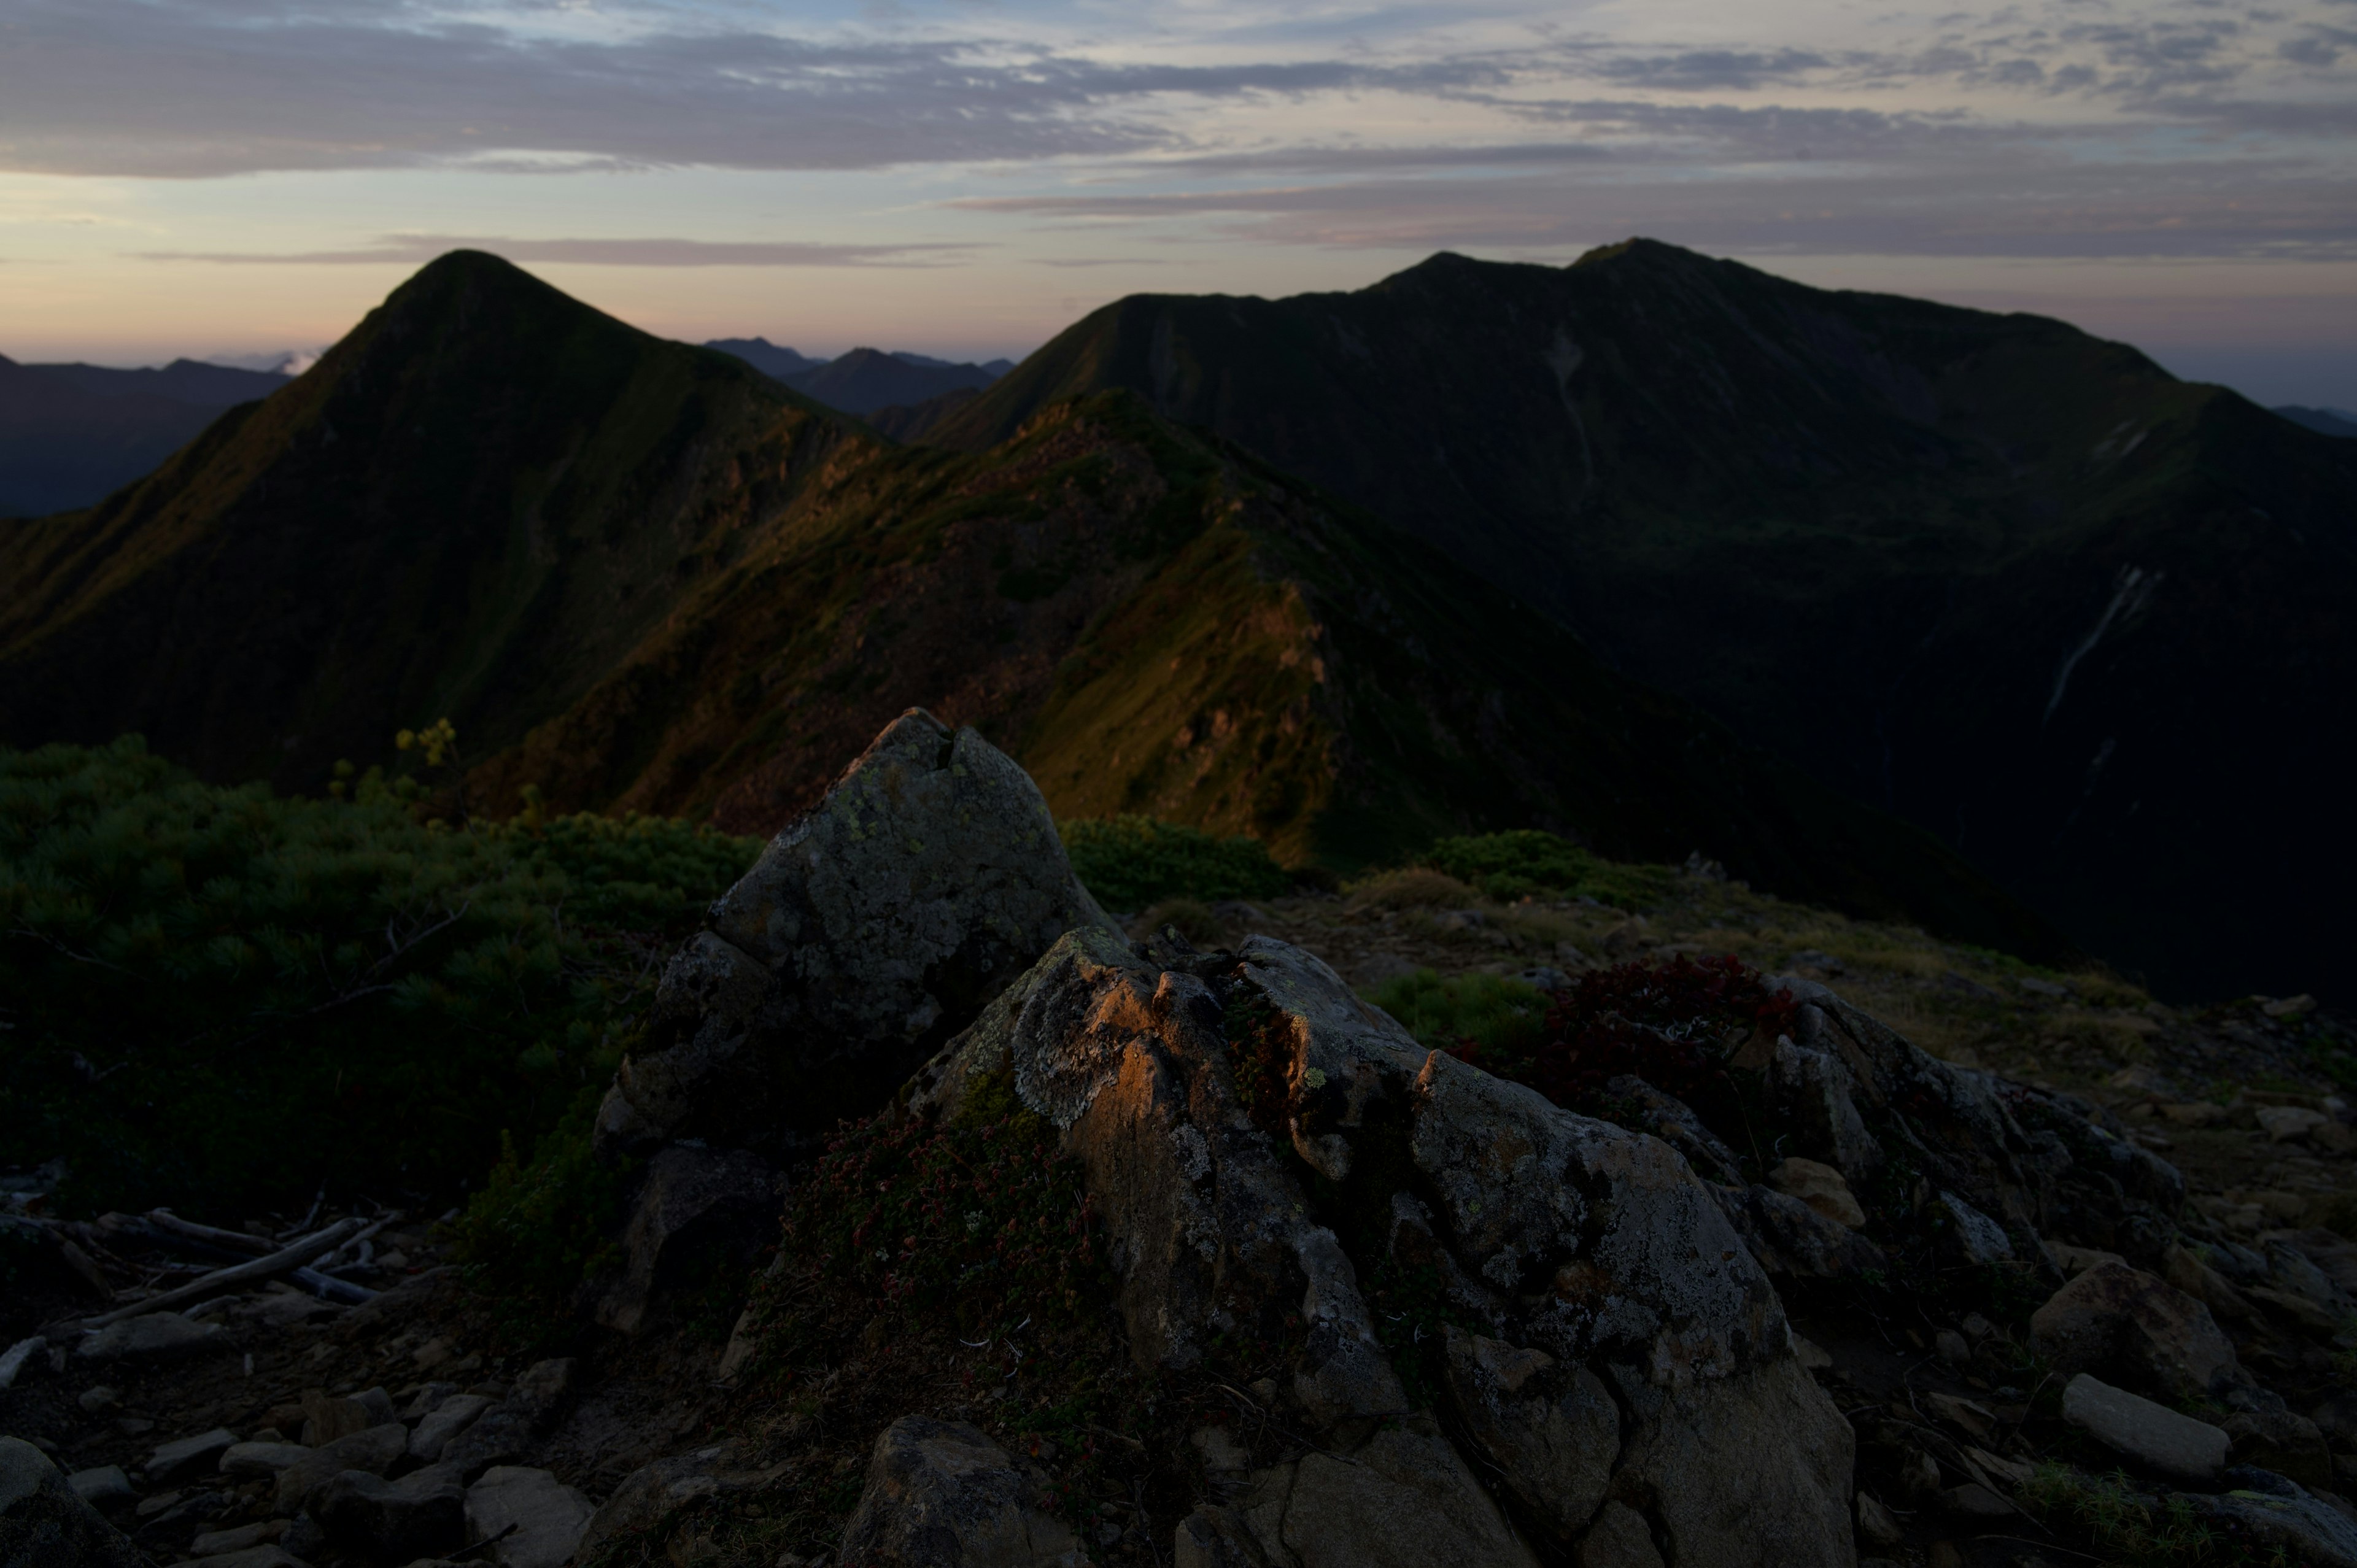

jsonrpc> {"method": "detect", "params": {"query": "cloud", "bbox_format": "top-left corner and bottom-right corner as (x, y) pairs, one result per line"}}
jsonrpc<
(135, 235), (972, 266)
(949, 161), (2357, 263)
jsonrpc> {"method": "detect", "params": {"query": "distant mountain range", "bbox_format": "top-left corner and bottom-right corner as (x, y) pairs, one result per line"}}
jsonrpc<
(704, 339), (1015, 415)
(0, 251), (2064, 966)
(929, 241), (2357, 1003)
(2274, 405), (2357, 438)
(0, 356), (289, 516)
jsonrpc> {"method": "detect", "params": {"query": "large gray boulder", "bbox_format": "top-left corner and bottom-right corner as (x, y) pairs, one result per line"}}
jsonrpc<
(911, 932), (1856, 1567)
(0, 1436), (144, 1568)
(596, 709), (1116, 1162)
(838, 1417), (1087, 1567)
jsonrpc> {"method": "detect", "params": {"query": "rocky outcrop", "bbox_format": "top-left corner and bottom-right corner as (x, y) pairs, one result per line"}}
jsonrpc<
(838, 1416), (1087, 1567)
(0, 1436), (144, 1568)
(597, 709), (1116, 1163)
(910, 931), (1857, 1566)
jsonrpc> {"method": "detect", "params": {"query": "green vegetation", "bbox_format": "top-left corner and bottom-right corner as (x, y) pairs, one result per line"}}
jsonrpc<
(1417, 829), (1681, 909)
(1060, 814), (1290, 911)
(2016, 1463), (2275, 1565)
(0, 736), (759, 1216)
(1369, 969), (1549, 1059)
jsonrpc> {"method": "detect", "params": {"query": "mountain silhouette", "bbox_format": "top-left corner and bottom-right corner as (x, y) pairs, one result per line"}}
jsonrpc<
(0, 251), (2064, 962)
(0, 355), (289, 515)
(929, 239), (2357, 1002)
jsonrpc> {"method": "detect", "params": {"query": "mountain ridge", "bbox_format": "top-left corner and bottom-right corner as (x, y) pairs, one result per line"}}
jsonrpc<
(926, 239), (2357, 1002)
(0, 250), (2070, 963)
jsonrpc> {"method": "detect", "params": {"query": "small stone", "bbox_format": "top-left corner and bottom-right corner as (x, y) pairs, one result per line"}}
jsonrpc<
(463, 1466), (594, 1568)
(0, 1336), (44, 1391)
(76, 1313), (226, 1364)
(2223, 1409), (2334, 1489)
(220, 1443), (313, 1478)
(146, 1429), (239, 1483)
(2062, 1373), (2229, 1481)
(2258, 1106), (2330, 1143)
(2162, 1102), (2231, 1127)
(2047, 1240), (2127, 1276)
(401, 1381), (463, 1419)
(76, 1386), (122, 1413)
(1941, 1483), (2010, 1518)
(67, 1466), (134, 1508)
(274, 1424), (408, 1514)
(1768, 1157), (1867, 1229)
(409, 1394), (493, 1461)
(2032, 1261), (2248, 1405)
(1932, 1191), (2013, 1263)
(1934, 1330), (1970, 1366)
(1856, 1492), (1903, 1549)
(188, 1521), (285, 1555)
(1576, 1500), (1663, 1567)
(301, 1387), (395, 1445)
(316, 1463), (466, 1562)
(1924, 1393), (1996, 1442)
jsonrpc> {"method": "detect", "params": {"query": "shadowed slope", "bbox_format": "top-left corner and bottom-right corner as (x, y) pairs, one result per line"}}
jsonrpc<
(933, 241), (2357, 1001)
(0, 253), (2070, 964)
(0, 252), (853, 792)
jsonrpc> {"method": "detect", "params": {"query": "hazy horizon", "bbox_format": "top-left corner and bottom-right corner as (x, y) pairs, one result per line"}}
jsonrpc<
(4, 0), (2351, 407)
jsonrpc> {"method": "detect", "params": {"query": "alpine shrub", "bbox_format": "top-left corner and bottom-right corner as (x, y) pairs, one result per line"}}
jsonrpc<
(1060, 814), (1288, 911)
(0, 736), (758, 1216)
(1418, 830), (1680, 908)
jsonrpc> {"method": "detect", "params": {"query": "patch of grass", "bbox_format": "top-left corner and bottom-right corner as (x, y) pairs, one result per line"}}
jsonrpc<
(1368, 969), (1549, 1060)
(1417, 830), (1681, 909)
(2017, 1462), (2281, 1565)
(1346, 867), (1479, 910)
(1061, 814), (1290, 911)
(448, 1094), (637, 1350)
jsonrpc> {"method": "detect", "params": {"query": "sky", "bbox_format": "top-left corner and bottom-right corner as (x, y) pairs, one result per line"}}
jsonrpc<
(1, 0), (2352, 407)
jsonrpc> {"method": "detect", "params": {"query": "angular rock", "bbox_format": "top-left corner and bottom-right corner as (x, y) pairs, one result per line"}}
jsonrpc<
(463, 1466), (591, 1568)
(0, 1336), (43, 1391)
(1715, 1183), (1887, 1280)
(2032, 1261), (2257, 1406)
(147, 1428), (239, 1483)
(574, 1450), (763, 1563)
(407, 1396), (493, 1462)
(184, 1547), (306, 1568)
(274, 1425), (408, 1514)
(2223, 1409), (2334, 1489)
(75, 1312), (225, 1364)
(437, 1358), (576, 1483)
(594, 1143), (784, 1334)
(1763, 1035), (1883, 1181)
(1932, 1190), (2013, 1264)
(1174, 1504), (1268, 1568)
(1601, 1076), (1746, 1188)
(2061, 1373), (2228, 1481)
(0, 1435), (144, 1567)
(2186, 1469), (2357, 1568)
(315, 1464), (465, 1562)
(220, 1442), (312, 1478)
(838, 1417), (1086, 1567)
(188, 1520), (285, 1554)
(64, 1467), (132, 1510)
(913, 930), (1856, 1567)
(2315, 1393), (2357, 1454)
(301, 1387), (395, 1445)
(1576, 1500), (1665, 1567)
(600, 710), (1117, 1161)
(1236, 1416), (1539, 1568)
(910, 928), (1405, 1425)
(2258, 1106), (2329, 1142)
(1439, 1327), (1617, 1542)
(1768, 1157), (1865, 1228)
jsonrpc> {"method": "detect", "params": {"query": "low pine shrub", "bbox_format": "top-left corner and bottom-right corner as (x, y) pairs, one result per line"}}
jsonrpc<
(1060, 814), (1289, 911)
(0, 736), (759, 1217)
(1369, 969), (1549, 1062)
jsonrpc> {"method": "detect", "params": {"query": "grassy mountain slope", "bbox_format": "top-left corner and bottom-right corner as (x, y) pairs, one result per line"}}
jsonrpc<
(931, 241), (2357, 1002)
(0, 253), (2070, 962)
(0, 253), (855, 794)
